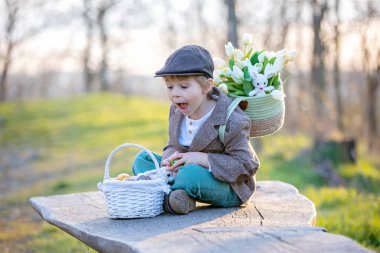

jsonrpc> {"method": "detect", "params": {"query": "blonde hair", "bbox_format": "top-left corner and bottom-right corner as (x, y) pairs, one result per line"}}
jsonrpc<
(163, 75), (214, 99)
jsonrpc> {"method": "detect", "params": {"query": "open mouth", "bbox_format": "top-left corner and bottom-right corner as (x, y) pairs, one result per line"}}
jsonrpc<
(176, 103), (188, 110)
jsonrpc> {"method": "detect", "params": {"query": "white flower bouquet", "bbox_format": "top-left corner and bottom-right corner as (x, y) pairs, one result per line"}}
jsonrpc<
(213, 33), (297, 137)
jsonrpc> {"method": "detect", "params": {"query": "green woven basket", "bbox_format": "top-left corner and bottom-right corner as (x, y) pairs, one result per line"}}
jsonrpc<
(228, 86), (285, 138)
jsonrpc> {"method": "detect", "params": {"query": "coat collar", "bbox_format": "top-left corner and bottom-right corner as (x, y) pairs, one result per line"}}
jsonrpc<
(208, 87), (230, 126)
(169, 87), (230, 152)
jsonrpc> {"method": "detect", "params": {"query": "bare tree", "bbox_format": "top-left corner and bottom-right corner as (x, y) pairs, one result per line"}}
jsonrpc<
(195, 0), (209, 46)
(279, 0), (308, 131)
(96, 0), (117, 91)
(355, 0), (380, 150)
(262, 0), (293, 50)
(278, 0), (290, 49)
(0, 0), (18, 101)
(91, 0), (148, 92)
(82, 0), (95, 92)
(225, 0), (238, 46)
(333, 0), (344, 132)
(0, 0), (59, 101)
(162, 1), (178, 49)
(310, 0), (329, 133)
(262, 2), (276, 49)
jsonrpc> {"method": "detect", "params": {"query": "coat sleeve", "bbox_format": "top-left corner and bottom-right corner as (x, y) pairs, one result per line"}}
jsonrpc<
(162, 104), (177, 163)
(162, 142), (176, 163)
(208, 117), (260, 184)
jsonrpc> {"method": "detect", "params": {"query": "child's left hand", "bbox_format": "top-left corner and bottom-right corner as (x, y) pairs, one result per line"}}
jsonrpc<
(166, 152), (209, 172)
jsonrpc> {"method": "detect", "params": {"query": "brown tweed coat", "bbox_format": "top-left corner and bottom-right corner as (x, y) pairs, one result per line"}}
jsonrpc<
(162, 87), (260, 203)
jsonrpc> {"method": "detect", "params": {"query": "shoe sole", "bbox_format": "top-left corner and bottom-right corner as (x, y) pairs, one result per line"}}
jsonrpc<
(169, 190), (196, 214)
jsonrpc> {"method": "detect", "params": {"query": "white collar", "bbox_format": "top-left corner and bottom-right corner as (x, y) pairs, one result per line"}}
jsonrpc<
(185, 106), (215, 125)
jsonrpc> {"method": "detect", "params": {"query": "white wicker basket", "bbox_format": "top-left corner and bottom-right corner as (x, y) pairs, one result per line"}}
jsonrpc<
(97, 143), (171, 219)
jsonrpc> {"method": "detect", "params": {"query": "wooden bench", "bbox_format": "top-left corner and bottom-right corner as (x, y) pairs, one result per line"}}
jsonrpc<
(30, 181), (373, 253)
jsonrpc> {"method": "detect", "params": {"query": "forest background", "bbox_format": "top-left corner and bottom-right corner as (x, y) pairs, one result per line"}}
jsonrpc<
(0, 0), (379, 252)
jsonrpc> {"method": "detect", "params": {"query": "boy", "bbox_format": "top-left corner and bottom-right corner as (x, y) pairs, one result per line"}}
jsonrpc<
(132, 45), (260, 214)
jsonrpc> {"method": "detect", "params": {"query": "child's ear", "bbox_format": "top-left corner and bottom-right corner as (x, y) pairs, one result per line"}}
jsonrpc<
(203, 78), (214, 93)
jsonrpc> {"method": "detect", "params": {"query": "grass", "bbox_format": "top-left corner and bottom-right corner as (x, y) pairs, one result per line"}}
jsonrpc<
(0, 93), (379, 252)
(256, 136), (380, 251)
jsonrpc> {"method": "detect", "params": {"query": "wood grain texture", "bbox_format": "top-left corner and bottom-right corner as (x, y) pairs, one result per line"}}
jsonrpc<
(29, 181), (372, 253)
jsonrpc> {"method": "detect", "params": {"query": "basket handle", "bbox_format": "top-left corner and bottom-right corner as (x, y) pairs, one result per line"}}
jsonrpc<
(104, 143), (160, 180)
(218, 97), (245, 144)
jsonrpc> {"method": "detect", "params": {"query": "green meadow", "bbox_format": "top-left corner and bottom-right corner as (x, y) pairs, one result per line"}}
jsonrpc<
(0, 93), (379, 252)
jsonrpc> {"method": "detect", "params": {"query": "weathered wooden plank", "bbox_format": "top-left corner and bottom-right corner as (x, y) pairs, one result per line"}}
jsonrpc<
(134, 226), (372, 253)
(29, 181), (372, 253)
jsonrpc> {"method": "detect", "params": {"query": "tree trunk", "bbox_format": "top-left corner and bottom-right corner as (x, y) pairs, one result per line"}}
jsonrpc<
(310, 0), (328, 133)
(278, 0), (289, 49)
(97, 8), (110, 91)
(263, 2), (275, 49)
(0, 65), (8, 101)
(195, 0), (208, 46)
(333, 0), (344, 132)
(83, 0), (94, 92)
(163, 1), (177, 49)
(0, 43), (13, 101)
(367, 74), (379, 149)
(225, 0), (238, 47)
(1, 0), (17, 102)
(358, 0), (380, 151)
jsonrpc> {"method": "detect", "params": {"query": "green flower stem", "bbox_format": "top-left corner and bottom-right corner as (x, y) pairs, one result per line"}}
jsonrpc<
(269, 76), (275, 87)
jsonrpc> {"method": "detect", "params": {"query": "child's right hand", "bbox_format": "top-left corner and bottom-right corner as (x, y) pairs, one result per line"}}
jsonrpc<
(162, 152), (177, 167)
(162, 151), (182, 170)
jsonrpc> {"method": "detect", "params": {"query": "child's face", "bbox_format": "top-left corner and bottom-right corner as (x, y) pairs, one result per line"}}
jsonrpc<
(165, 76), (212, 120)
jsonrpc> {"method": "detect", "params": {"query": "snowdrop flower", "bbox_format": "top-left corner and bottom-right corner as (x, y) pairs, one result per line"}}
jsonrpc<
(288, 49), (297, 60)
(213, 57), (226, 69)
(266, 51), (277, 60)
(218, 83), (229, 94)
(275, 49), (297, 64)
(213, 33), (296, 98)
(231, 65), (244, 84)
(243, 59), (256, 78)
(254, 63), (263, 73)
(271, 89), (286, 100)
(248, 63), (263, 80)
(258, 51), (268, 63)
(275, 49), (287, 58)
(283, 49), (297, 64)
(234, 49), (244, 60)
(213, 69), (222, 77)
(264, 57), (283, 77)
(243, 59), (252, 67)
(235, 60), (244, 69)
(242, 33), (253, 46)
(221, 67), (232, 77)
(225, 42), (235, 57)
(213, 70), (222, 84)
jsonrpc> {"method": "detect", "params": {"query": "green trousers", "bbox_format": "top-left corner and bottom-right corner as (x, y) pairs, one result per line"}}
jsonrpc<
(132, 151), (242, 207)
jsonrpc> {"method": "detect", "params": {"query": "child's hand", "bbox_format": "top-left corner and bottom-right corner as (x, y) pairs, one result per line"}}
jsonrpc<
(166, 152), (209, 172)
(162, 151), (180, 167)
(162, 159), (169, 167)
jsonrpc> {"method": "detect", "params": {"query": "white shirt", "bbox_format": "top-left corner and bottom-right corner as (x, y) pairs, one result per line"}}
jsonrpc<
(178, 106), (215, 147)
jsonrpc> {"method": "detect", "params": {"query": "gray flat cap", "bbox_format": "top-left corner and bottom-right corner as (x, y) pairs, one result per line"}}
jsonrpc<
(155, 45), (214, 79)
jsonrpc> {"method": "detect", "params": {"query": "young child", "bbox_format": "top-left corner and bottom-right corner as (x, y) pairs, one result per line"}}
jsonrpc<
(132, 45), (260, 214)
